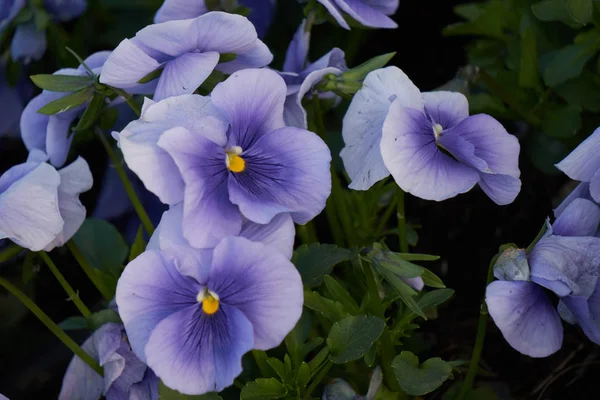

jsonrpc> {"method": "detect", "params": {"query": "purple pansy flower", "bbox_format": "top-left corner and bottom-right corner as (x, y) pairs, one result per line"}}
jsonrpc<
(316, 0), (398, 30)
(154, 0), (276, 39)
(279, 19), (347, 128)
(115, 68), (331, 248)
(0, 150), (92, 252)
(556, 126), (600, 203)
(99, 12), (272, 101)
(59, 322), (159, 400)
(322, 367), (382, 400)
(341, 67), (521, 205)
(486, 198), (600, 357)
(116, 235), (303, 394)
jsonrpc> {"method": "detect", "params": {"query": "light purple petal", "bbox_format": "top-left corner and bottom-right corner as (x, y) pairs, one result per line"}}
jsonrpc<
(209, 237), (303, 350)
(283, 19), (310, 73)
(554, 182), (593, 218)
(81, 51), (111, 72)
(303, 48), (347, 75)
(158, 126), (242, 248)
(361, 0), (399, 15)
(58, 334), (103, 400)
(216, 40), (273, 75)
(99, 39), (162, 89)
(45, 0), (87, 21)
(403, 277), (424, 291)
(116, 250), (200, 362)
(436, 131), (489, 172)
(478, 173), (522, 206)
(334, 0), (397, 29)
(316, 0), (350, 30)
(552, 198), (600, 237)
(422, 91), (469, 129)
(240, 213), (295, 259)
(556, 126), (600, 182)
(228, 126), (331, 225)
(341, 66), (423, 190)
(561, 281), (600, 344)
(380, 103), (479, 201)
(145, 304), (254, 395)
(20, 94), (50, 153)
(0, 163), (63, 251)
(589, 168), (600, 203)
(486, 280), (562, 357)
(154, 0), (208, 23)
(154, 51), (219, 101)
(46, 111), (79, 167)
(211, 69), (286, 148)
(11, 22), (46, 63)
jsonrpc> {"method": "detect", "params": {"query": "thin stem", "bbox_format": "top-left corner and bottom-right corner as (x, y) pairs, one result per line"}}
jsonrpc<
(39, 252), (92, 319)
(297, 223), (318, 244)
(376, 195), (398, 237)
(96, 129), (154, 236)
(0, 276), (103, 376)
(396, 187), (409, 253)
(456, 259), (495, 399)
(67, 241), (113, 301)
(110, 87), (141, 117)
(304, 361), (332, 399)
(311, 93), (327, 141)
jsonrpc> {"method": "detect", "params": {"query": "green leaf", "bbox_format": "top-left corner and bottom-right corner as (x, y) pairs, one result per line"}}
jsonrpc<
(527, 131), (570, 175)
(364, 342), (377, 367)
(396, 253), (440, 262)
(292, 244), (351, 288)
(542, 39), (600, 87)
(392, 351), (453, 396)
(137, 67), (164, 84)
(519, 24), (539, 88)
(444, 1), (511, 39)
(129, 225), (147, 262)
(30, 74), (94, 92)
(376, 265), (426, 318)
(566, 0), (593, 25)
(340, 52), (396, 82)
(58, 316), (88, 330)
(369, 248), (424, 279)
(296, 362), (310, 389)
(303, 290), (349, 322)
(240, 378), (287, 400)
(417, 289), (454, 312)
(21, 252), (37, 284)
(541, 104), (582, 138)
(307, 347), (330, 375)
(323, 275), (359, 314)
(73, 218), (129, 276)
(554, 70), (600, 112)
(327, 315), (385, 364)
(99, 106), (119, 130)
(37, 87), (94, 115)
(72, 92), (106, 133)
(420, 269), (446, 289)
(88, 309), (122, 331)
(33, 8), (52, 30)
(267, 357), (294, 385)
(158, 380), (221, 399)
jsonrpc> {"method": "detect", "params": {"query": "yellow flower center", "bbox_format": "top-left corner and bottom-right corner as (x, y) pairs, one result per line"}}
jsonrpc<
(432, 123), (444, 140)
(226, 146), (245, 173)
(197, 288), (220, 315)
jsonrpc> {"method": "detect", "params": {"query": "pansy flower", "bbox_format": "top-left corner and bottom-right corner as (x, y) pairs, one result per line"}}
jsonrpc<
(99, 12), (272, 101)
(154, 0), (276, 39)
(59, 322), (159, 400)
(279, 19), (347, 128)
(316, 0), (398, 30)
(0, 150), (92, 252)
(115, 68), (331, 248)
(486, 198), (600, 357)
(116, 235), (303, 394)
(341, 67), (521, 205)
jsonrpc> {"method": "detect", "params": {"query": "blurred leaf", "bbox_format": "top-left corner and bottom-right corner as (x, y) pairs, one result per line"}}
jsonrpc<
(241, 378), (287, 400)
(37, 87), (94, 115)
(417, 289), (455, 313)
(527, 131), (570, 174)
(21, 252), (37, 284)
(30, 74), (94, 92)
(327, 315), (385, 364)
(72, 92), (106, 133)
(541, 104), (582, 138)
(531, 0), (581, 26)
(519, 24), (540, 88)
(303, 290), (349, 322)
(566, 0), (593, 25)
(364, 342), (377, 367)
(99, 106), (119, 130)
(378, 266), (426, 318)
(88, 309), (122, 331)
(73, 218), (128, 276)
(542, 38), (600, 87)
(158, 380), (221, 399)
(554, 70), (600, 111)
(129, 225), (147, 262)
(392, 351), (453, 396)
(397, 253), (440, 262)
(420, 269), (446, 289)
(58, 316), (87, 330)
(308, 347), (330, 374)
(323, 275), (359, 314)
(444, 0), (511, 39)
(292, 244), (351, 288)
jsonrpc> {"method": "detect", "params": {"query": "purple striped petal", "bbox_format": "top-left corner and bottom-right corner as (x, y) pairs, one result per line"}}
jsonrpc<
(552, 198), (600, 237)
(154, 51), (219, 101)
(556, 127), (600, 183)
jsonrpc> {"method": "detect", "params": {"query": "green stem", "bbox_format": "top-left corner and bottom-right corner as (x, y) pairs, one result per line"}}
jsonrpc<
(110, 87), (141, 117)
(39, 252), (92, 319)
(297, 223), (318, 244)
(96, 129), (155, 236)
(304, 361), (332, 399)
(0, 243), (23, 262)
(376, 195), (398, 237)
(0, 276), (103, 376)
(396, 187), (409, 253)
(456, 259), (495, 399)
(67, 241), (113, 301)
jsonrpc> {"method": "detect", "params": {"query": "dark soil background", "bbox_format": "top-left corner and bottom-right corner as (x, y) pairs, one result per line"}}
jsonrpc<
(1, 1), (597, 399)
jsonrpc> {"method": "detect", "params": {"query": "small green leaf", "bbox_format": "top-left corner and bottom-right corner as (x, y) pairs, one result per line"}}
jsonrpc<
(158, 380), (221, 399)
(339, 52), (396, 82)
(37, 87), (94, 115)
(542, 39), (600, 87)
(267, 357), (294, 385)
(396, 253), (439, 262)
(292, 244), (351, 288)
(218, 53), (237, 63)
(30, 74), (94, 92)
(58, 316), (88, 330)
(137, 67), (164, 84)
(129, 225), (147, 262)
(416, 289), (454, 313)
(555, 70), (600, 112)
(303, 290), (349, 322)
(73, 218), (129, 276)
(541, 104), (582, 138)
(296, 362), (310, 389)
(240, 378), (287, 400)
(307, 347), (330, 375)
(420, 269), (446, 289)
(519, 24), (539, 88)
(376, 265), (426, 318)
(21, 252), (37, 284)
(566, 0), (593, 25)
(323, 275), (359, 314)
(72, 92), (107, 133)
(364, 342), (377, 367)
(88, 309), (122, 331)
(327, 315), (385, 364)
(392, 351), (453, 396)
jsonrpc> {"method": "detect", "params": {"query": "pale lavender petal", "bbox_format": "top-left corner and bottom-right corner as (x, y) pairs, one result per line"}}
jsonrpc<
(46, 111), (79, 167)
(240, 213), (295, 259)
(11, 22), (46, 63)
(20, 94), (50, 153)
(486, 280), (562, 357)
(80, 51), (111, 72)
(116, 250), (200, 362)
(99, 39), (162, 89)
(380, 103), (479, 201)
(209, 237), (303, 350)
(228, 126), (331, 225)
(283, 19), (310, 73)
(158, 126), (242, 248)
(44, 0), (87, 21)
(154, 0), (208, 23)
(211, 69), (286, 148)
(554, 183), (593, 218)
(422, 91), (469, 129)
(334, 0), (397, 29)
(216, 40), (273, 75)
(436, 131), (489, 172)
(556, 126), (600, 182)
(589, 168), (600, 203)
(129, 370), (159, 400)
(552, 198), (600, 237)
(241, 0), (276, 38)
(477, 173), (522, 206)
(403, 277), (424, 291)
(341, 67), (423, 190)
(362, 0), (399, 15)
(58, 334), (103, 400)
(302, 47), (346, 76)
(154, 51), (219, 101)
(317, 0), (350, 30)
(561, 281), (600, 344)
(0, 163), (63, 251)
(145, 304), (254, 394)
